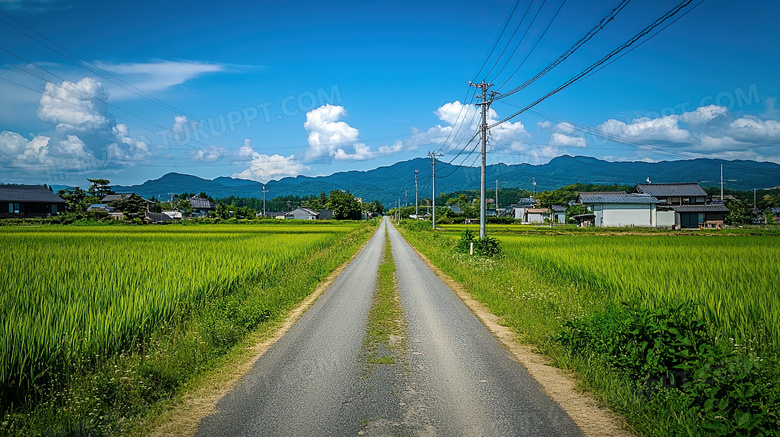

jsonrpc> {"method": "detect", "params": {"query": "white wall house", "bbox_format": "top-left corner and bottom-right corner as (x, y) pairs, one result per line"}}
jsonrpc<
(577, 192), (661, 228)
(286, 207), (319, 220)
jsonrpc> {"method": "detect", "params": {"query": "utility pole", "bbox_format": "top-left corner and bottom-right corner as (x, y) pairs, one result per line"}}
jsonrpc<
(262, 184), (268, 217)
(471, 80), (493, 239)
(405, 190), (408, 209)
(532, 177), (537, 198)
(720, 163), (724, 201)
(495, 179), (499, 213)
(428, 151), (443, 230)
(414, 169), (419, 218)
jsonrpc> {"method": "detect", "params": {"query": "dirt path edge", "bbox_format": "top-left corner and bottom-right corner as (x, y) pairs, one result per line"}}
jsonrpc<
(407, 244), (636, 437)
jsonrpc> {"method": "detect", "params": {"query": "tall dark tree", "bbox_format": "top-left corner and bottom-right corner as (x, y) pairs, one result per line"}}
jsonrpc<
(87, 179), (113, 198)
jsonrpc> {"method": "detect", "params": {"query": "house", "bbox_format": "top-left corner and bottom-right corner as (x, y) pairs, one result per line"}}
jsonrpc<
(87, 203), (115, 212)
(551, 205), (566, 223)
(286, 207), (319, 220)
(525, 208), (549, 224)
(634, 183), (728, 229)
(672, 204), (730, 228)
(317, 209), (334, 220)
(634, 183), (708, 205)
(771, 207), (780, 224)
(145, 212), (173, 224)
(511, 198), (536, 220)
(187, 196), (216, 217)
(101, 193), (155, 211)
(162, 210), (182, 220)
(0, 185), (66, 218)
(524, 205), (566, 224)
(577, 192), (660, 228)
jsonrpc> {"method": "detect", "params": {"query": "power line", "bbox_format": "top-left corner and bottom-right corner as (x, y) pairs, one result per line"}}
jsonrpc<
(471, 0), (523, 82)
(489, 0), (567, 85)
(489, 0), (697, 129)
(481, 0), (540, 82)
(496, 0), (631, 95)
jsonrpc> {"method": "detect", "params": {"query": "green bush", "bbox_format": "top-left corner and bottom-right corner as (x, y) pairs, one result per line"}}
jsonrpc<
(558, 303), (780, 435)
(455, 229), (501, 257)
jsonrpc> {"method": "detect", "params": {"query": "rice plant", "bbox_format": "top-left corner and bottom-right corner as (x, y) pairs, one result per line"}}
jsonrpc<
(0, 224), (361, 407)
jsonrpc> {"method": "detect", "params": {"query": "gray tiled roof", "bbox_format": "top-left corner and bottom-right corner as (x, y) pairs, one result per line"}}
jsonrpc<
(634, 183), (707, 197)
(188, 196), (215, 209)
(102, 193), (154, 203)
(672, 204), (729, 213)
(578, 192), (660, 204)
(551, 205), (565, 212)
(145, 212), (173, 223)
(0, 185), (66, 203)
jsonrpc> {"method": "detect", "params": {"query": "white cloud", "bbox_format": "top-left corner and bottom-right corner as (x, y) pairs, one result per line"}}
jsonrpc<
(95, 61), (225, 97)
(0, 76), (163, 181)
(555, 122), (575, 134)
(407, 101), (529, 153)
(593, 104), (780, 163)
(537, 121), (552, 130)
(679, 104), (728, 125)
(233, 140), (308, 183)
(191, 145), (228, 162)
(302, 104), (377, 162)
(36, 77), (110, 131)
(549, 133), (587, 148)
(727, 115), (780, 143)
(598, 115), (691, 143)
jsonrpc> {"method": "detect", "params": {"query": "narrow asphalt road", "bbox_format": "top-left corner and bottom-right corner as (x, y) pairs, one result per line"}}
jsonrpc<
(195, 217), (584, 436)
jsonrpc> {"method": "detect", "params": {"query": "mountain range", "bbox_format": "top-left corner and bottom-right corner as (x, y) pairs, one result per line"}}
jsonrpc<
(111, 155), (780, 206)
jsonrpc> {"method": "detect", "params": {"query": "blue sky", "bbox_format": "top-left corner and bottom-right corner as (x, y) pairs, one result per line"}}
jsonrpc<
(0, 0), (778, 187)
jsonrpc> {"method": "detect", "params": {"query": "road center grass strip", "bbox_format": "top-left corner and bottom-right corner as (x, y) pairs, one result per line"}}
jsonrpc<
(361, 227), (405, 368)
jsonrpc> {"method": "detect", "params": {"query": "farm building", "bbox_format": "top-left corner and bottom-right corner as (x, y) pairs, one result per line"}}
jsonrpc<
(0, 185), (66, 218)
(577, 192), (660, 227)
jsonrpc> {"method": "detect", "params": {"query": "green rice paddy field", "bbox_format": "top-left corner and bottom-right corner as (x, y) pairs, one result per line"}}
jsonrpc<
(404, 224), (780, 353)
(0, 222), (373, 429)
(399, 223), (780, 435)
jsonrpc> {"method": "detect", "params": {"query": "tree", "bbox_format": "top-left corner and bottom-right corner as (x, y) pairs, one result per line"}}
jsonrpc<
(57, 187), (87, 212)
(725, 199), (750, 225)
(366, 200), (384, 215)
(326, 190), (361, 220)
(109, 194), (148, 215)
(566, 204), (588, 223)
(179, 199), (194, 218)
(87, 179), (113, 198)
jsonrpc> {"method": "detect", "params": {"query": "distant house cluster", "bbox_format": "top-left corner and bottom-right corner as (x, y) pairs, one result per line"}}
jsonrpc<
(505, 198), (566, 224)
(574, 183), (729, 229)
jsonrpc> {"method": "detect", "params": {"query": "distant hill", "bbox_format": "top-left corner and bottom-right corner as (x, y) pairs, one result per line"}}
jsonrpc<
(112, 155), (780, 207)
